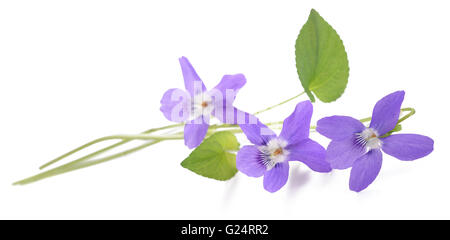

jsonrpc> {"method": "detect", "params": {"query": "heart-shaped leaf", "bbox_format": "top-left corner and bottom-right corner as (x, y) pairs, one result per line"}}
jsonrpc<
(295, 9), (349, 103)
(181, 131), (240, 181)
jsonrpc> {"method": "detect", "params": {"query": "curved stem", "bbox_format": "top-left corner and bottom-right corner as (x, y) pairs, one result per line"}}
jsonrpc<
(39, 107), (416, 171)
(253, 92), (306, 116)
(15, 108), (416, 186)
(98, 134), (184, 141)
(397, 107), (415, 124)
(40, 123), (183, 169)
(39, 108), (415, 171)
(14, 140), (162, 185)
(39, 92), (307, 170)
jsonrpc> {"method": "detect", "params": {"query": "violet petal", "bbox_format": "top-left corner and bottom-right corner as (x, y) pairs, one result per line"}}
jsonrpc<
(287, 138), (331, 173)
(326, 136), (366, 170)
(210, 74), (246, 124)
(212, 74), (246, 98)
(184, 116), (209, 149)
(160, 88), (190, 122)
(263, 162), (290, 193)
(349, 149), (383, 192)
(212, 106), (249, 125)
(236, 145), (266, 177)
(179, 57), (207, 96)
(239, 114), (276, 146)
(279, 101), (313, 145)
(382, 134), (434, 161)
(369, 91), (405, 136)
(316, 116), (365, 140)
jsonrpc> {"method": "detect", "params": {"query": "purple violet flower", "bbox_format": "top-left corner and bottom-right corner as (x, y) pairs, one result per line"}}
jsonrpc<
(316, 91), (434, 192)
(237, 101), (331, 193)
(160, 57), (247, 149)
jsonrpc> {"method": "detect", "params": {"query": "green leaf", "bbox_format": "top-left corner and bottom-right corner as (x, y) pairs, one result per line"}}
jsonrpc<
(181, 131), (240, 181)
(295, 9), (349, 103)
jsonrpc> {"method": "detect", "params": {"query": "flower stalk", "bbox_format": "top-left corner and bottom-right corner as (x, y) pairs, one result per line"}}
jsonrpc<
(13, 87), (416, 186)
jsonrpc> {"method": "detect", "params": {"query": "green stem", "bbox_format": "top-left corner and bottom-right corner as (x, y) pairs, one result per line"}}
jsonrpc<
(18, 103), (415, 185)
(15, 126), (277, 185)
(397, 107), (415, 124)
(34, 133), (183, 179)
(253, 92), (306, 115)
(14, 140), (162, 185)
(37, 107), (416, 172)
(40, 123), (183, 169)
(95, 134), (184, 141)
(39, 91), (307, 170)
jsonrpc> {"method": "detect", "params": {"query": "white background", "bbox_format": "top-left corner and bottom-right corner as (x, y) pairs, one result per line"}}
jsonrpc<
(1, 0), (449, 219)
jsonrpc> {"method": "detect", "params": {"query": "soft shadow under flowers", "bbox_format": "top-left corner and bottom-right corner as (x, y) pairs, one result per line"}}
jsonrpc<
(286, 165), (311, 198)
(221, 173), (240, 209)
